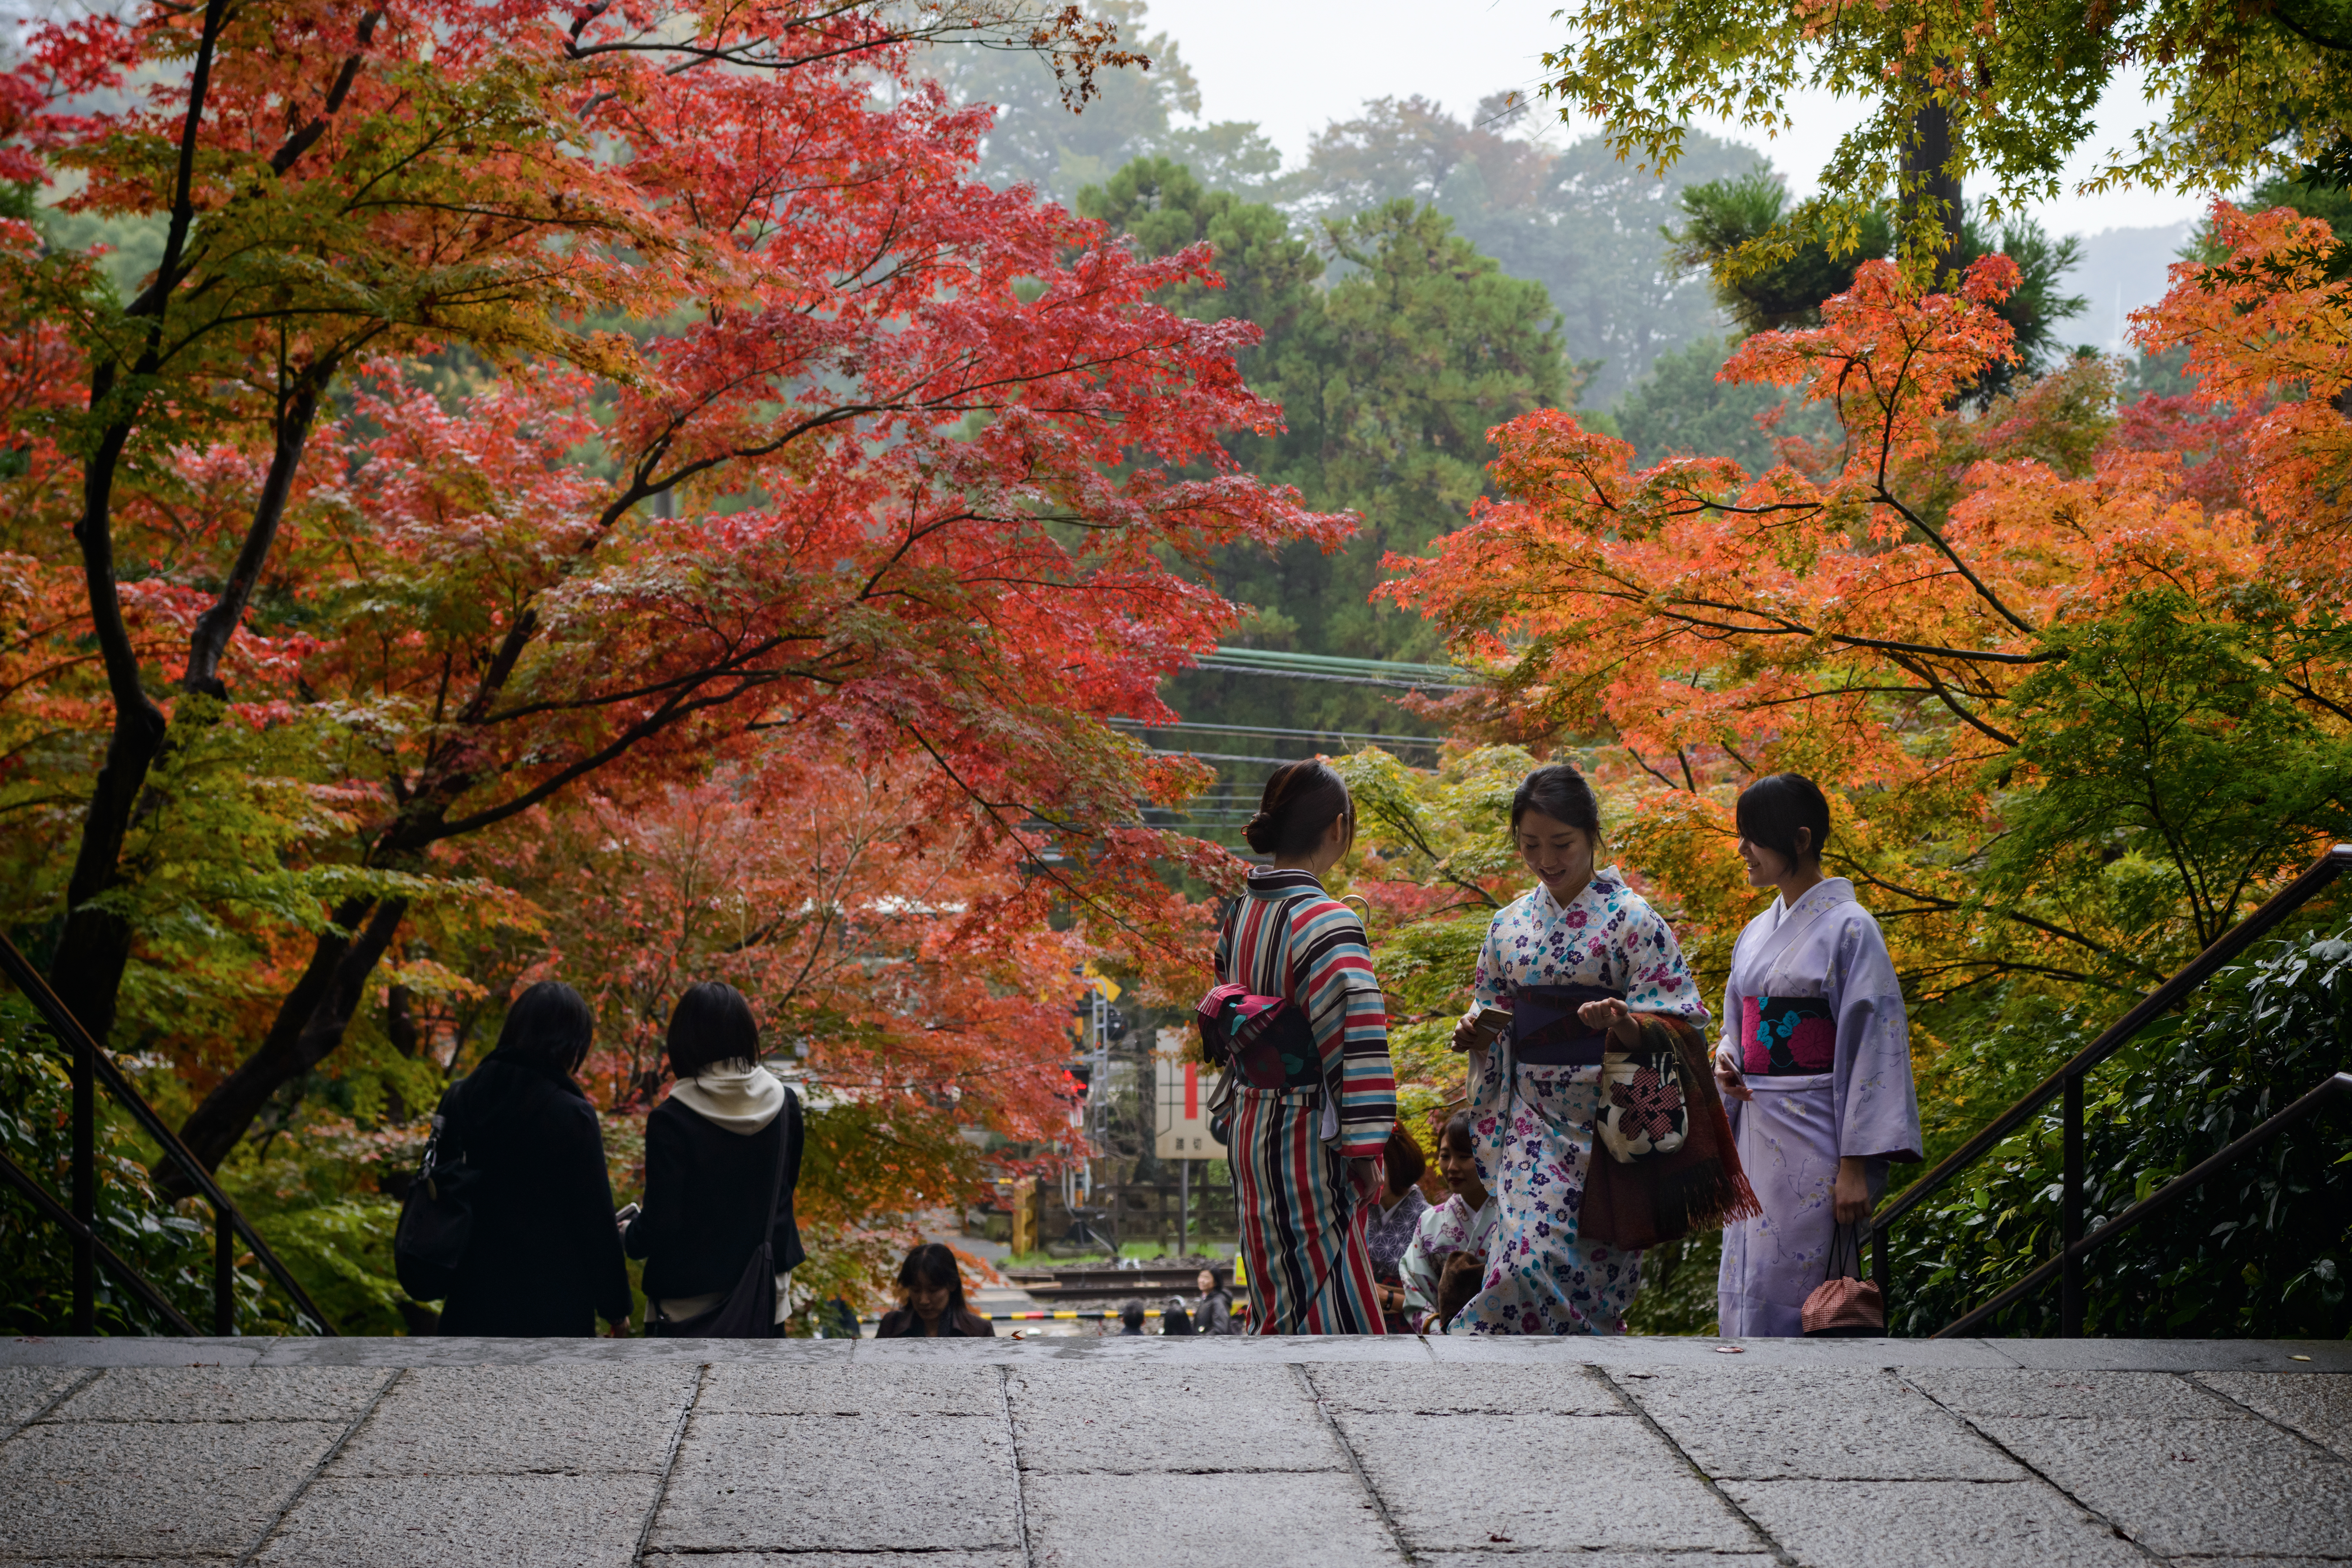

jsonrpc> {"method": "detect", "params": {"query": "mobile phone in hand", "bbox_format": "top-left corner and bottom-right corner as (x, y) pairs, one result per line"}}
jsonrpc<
(614, 1202), (641, 1226)
(1466, 1005), (1511, 1044)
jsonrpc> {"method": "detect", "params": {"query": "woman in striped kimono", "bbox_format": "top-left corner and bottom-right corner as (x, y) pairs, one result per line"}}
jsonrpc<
(1215, 759), (1398, 1334)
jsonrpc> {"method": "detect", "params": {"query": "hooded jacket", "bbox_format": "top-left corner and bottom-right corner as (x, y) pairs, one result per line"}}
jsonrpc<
(624, 1062), (805, 1303)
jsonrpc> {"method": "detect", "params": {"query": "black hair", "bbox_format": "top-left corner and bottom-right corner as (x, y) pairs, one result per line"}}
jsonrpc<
(1382, 1122), (1427, 1190)
(1735, 772), (1832, 869)
(1440, 1109), (1474, 1154)
(1200, 1265), (1227, 1290)
(1243, 758), (1355, 858)
(667, 980), (760, 1080)
(1510, 762), (1602, 838)
(1120, 1300), (1146, 1328)
(494, 981), (595, 1076)
(896, 1242), (988, 1333)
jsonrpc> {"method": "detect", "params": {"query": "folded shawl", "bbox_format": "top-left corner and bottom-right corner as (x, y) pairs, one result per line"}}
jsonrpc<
(1579, 1014), (1761, 1249)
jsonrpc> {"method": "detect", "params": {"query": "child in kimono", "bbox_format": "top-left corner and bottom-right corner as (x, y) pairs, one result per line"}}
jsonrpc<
(1448, 764), (1711, 1334)
(1399, 1112), (1497, 1333)
(1713, 772), (1923, 1336)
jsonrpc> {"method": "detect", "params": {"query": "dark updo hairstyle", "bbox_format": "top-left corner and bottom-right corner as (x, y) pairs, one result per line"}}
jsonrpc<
(1382, 1122), (1427, 1190)
(1509, 761), (1602, 838)
(667, 980), (760, 1080)
(494, 980), (595, 1075)
(1243, 758), (1355, 858)
(1735, 771), (1832, 869)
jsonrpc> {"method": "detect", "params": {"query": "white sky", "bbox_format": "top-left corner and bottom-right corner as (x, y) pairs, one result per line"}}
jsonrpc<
(1145, 0), (2213, 238)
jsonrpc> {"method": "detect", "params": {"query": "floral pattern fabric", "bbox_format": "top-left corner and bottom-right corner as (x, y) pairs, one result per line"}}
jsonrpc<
(1399, 1192), (1498, 1333)
(1462, 868), (1708, 1335)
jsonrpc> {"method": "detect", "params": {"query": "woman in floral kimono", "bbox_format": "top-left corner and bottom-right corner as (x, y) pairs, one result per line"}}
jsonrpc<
(1448, 764), (1710, 1334)
(1713, 773), (1923, 1336)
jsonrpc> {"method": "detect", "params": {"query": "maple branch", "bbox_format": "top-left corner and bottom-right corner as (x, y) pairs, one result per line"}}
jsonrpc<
(267, 8), (384, 176)
(1843, 865), (2167, 983)
(1877, 650), (2021, 747)
(1870, 489), (2044, 640)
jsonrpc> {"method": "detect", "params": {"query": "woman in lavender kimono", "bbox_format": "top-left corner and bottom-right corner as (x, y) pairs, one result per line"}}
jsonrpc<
(1448, 764), (1710, 1334)
(1713, 773), (1923, 1337)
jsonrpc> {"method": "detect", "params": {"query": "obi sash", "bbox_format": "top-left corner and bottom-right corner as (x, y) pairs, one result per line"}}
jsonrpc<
(1740, 994), (1835, 1076)
(1508, 983), (1623, 1066)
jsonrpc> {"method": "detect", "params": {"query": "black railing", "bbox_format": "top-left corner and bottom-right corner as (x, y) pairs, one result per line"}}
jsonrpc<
(1870, 843), (2352, 1336)
(0, 933), (335, 1336)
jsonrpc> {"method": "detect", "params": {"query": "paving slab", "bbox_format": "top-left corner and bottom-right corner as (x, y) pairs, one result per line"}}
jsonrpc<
(1407, 1557), (1780, 1568)
(651, 1556), (1023, 1568)
(855, 1331), (1437, 1365)
(328, 1363), (695, 1476)
(0, 1365), (84, 1431)
(1421, 1334), (2024, 1369)
(247, 1334), (854, 1368)
(1968, 1412), (2352, 1556)
(650, 1411), (1017, 1552)
(2196, 1370), (2352, 1459)
(253, 1471), (661, 1568)
(0, 1417), (344, 1558)
(699, 1359), (1002, 1416)
(2, 1335), (266, 1368)
(1725, 1478), (2149, 1568)
(1620, 1366), (2025, 1480)
(54, 1364), (392, 1424)
(1337, 1410), (1757, 1554)
(1904, 1368), (2238, 1419)
(1995, 1338), (2352, 1373)
(1022, 1468), (1404, 1568)
(1307, 1361), (1621, 1414)
(1009, 1363), (1337, 1473)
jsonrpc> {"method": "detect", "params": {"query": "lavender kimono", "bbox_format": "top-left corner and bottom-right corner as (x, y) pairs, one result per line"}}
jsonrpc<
(1463, 869), (1709, 1334)
(1714, 877), (1923, 1337)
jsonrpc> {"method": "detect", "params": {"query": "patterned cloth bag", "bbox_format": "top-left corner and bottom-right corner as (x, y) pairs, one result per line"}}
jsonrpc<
(1596, 1037), (1691, 1163)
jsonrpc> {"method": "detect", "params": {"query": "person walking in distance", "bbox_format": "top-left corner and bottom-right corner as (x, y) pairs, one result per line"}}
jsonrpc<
(1212, 759), (1398, 1334)
(1713, 773), (1922, 1335)
(875, 1243), (995, 1337)
(434, 982), (634, 1338)
(623, 982), (804, 1336)
(1194, 1267), (1237, 1335)
(1449, 763), (1712, 1334)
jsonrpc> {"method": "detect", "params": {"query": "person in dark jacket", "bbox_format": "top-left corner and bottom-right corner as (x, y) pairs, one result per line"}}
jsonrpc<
(874, 1242), (995, 1336)
(436, 982), (634, 1337)
(1160, 1296), (1195, 1335)
(624, 981), (805, 1335)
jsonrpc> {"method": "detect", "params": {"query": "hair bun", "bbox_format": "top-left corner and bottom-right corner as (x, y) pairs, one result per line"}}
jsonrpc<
(1241, 810), (1277, 853)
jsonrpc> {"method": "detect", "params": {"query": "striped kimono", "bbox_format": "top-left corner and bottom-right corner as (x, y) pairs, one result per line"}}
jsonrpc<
(1216, 868), (1397, 1334)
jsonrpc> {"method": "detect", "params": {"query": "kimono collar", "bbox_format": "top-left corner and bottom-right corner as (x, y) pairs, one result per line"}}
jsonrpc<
(1246, 868), (1327, 900)
(1773, 876), (1856, 927)
(1533, 865), (1626, 919)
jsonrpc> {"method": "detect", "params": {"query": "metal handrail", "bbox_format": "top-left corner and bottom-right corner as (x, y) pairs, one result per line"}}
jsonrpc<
(0, 1149), (199, 1334)
(1870, 843), (2352, 1335)
(1931, 1071), (2352, 1337)
(0, 932), (335, 1336)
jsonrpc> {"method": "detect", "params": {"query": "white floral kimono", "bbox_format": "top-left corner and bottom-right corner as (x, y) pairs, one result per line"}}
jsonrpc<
(1398, 1192), (1498, 1334)
(1714, 877), (1923, 1336)
(1463, 868), (1710, 1334)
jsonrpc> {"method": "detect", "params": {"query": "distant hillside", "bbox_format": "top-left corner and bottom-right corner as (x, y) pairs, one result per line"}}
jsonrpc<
(2048, 220), (2194, 351)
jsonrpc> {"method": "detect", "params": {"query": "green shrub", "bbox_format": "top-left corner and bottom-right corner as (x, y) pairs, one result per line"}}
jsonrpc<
(1886, 928), (2352, 1337)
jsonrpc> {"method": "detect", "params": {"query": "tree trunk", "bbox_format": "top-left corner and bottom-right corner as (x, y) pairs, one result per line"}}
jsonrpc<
(1903, 98), (1965, 267)
(166, 896), (409, 1184)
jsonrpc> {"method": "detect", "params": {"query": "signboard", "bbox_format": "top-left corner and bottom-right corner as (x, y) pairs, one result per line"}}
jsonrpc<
(1153, 1028), (1225, 1161)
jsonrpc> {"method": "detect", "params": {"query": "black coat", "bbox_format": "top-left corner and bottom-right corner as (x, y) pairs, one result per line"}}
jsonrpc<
(623, 1089), (805, 1301)
(875, 1306), (995, 1337)
(436, 1053), (633, 1337)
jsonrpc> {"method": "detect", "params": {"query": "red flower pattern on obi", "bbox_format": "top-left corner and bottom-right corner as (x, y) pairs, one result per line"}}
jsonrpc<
(1611, 1064), (1683, 1141)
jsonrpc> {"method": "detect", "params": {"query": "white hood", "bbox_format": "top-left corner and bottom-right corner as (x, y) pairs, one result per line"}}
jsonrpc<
(667, 1060), (786, 1133)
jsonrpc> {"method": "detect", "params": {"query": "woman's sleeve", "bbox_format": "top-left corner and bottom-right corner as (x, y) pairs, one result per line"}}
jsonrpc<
(569, 1102), (635, 1325)
(1298, 902), (1395, 1160)
(772, 1088), (807, 1270)
(1399, 1210), (1442, 1326)
(1833, 913), (1923, 1163)
(1471, 912), (1507, 1008)
(622, 1109), (675, 1263)
(1623, 895), (1710, 1029)
(1720, 959), (1742, 1065)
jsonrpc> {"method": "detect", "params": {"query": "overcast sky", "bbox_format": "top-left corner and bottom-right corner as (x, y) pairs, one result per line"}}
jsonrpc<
(1145, 0), (2210, 237)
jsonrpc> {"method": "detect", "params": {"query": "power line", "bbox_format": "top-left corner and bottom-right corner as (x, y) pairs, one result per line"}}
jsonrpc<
(1111, 717), (1446, 749)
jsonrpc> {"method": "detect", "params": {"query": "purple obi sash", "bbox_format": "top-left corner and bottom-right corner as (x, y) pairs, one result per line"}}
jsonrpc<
(1740, 995), (1835, 1075)
(1509, 983), (1622, 1066)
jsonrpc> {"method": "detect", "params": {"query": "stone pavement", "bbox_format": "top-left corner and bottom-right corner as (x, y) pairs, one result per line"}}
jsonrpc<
(3, 1335), (2349, 1568)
